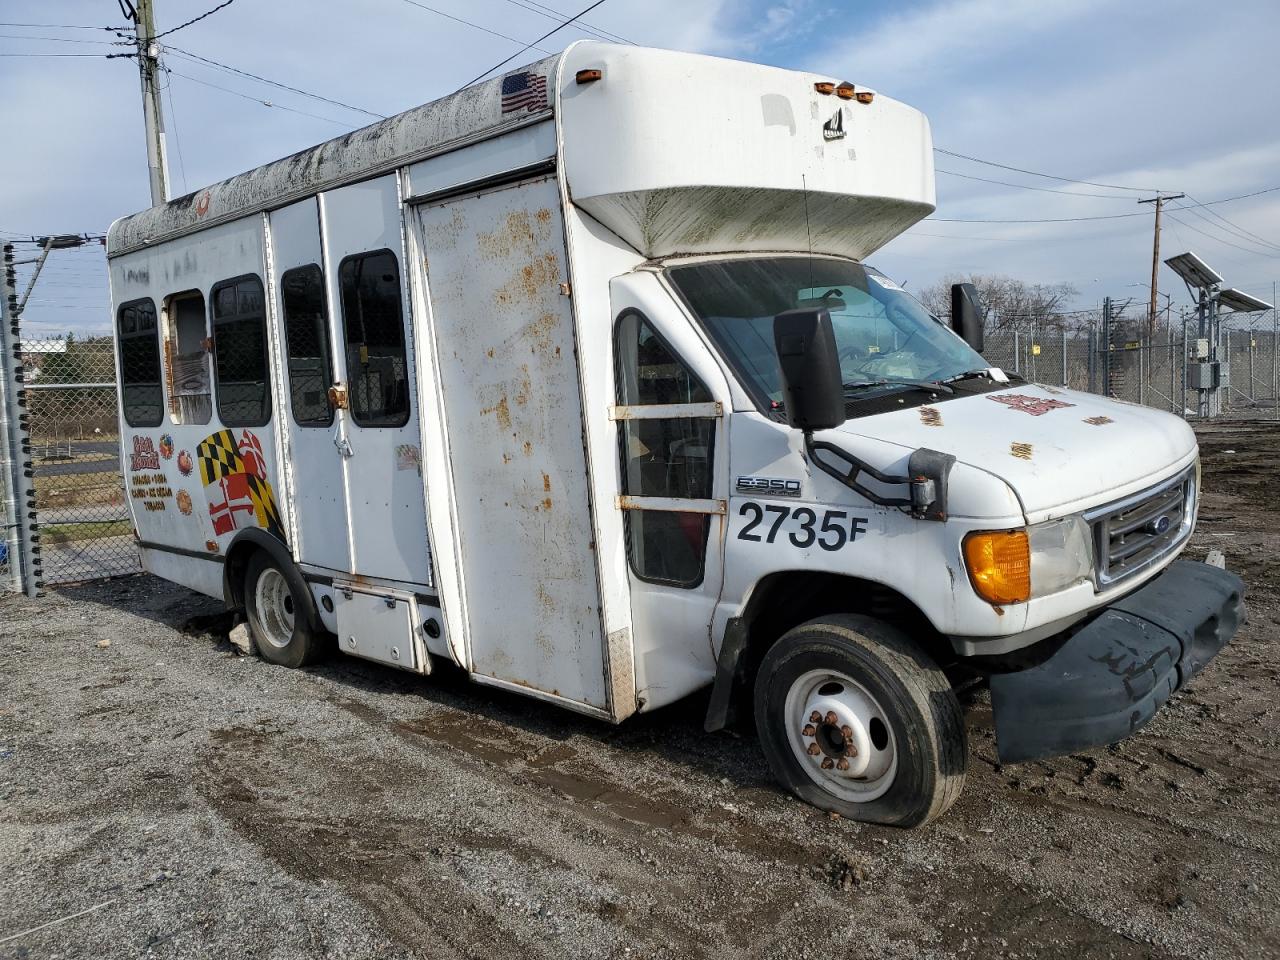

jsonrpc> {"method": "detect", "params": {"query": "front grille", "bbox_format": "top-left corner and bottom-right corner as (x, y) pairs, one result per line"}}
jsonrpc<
(1087, 466), (1196, 587)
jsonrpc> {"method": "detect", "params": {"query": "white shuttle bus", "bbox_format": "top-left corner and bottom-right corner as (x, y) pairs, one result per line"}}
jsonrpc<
(107, 44), (1242, 826)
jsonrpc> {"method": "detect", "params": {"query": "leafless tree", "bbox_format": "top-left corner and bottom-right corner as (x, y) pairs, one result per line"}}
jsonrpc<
(917, 274), (1092, 333)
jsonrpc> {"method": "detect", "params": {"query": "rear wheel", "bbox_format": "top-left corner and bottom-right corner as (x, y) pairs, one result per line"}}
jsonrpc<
(244, 551), (325, 668)
(754, 615), (966, 827)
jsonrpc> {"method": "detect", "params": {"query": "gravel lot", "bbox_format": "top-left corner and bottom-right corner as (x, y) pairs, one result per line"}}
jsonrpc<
(2, 419), (1278, 959)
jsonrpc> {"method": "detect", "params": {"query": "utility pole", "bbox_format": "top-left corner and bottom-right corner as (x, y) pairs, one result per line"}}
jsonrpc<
(1138, 193), (1185, 340)
(131, 0), (170, 205)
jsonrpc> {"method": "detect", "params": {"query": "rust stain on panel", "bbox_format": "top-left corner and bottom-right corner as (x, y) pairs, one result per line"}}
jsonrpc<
(1083, 415), (1114, 426)
(480, 395), (512, 430)
(919, 406), (942, 427)
(1010, 442), (1033, 460)
(542, 472), (551, 492)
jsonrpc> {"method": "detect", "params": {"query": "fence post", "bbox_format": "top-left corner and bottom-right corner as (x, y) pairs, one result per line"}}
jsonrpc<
(1013, 330), (1020, 376)
(1, 243), (39, 596)
(0, 301), (18, 594)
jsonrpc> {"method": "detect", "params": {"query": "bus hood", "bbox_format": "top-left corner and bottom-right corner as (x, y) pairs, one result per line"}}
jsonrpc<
(834, 385), (1198, 521)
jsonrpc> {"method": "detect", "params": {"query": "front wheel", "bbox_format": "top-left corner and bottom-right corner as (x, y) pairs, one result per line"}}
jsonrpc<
(754, 615), (967, 827)
(244, 551), (326, 668)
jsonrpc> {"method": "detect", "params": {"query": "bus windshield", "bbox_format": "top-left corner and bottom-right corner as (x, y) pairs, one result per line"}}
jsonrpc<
(667, 256), (988, 410)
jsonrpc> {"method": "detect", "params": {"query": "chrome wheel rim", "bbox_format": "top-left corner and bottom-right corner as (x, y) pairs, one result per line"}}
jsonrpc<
(783, 668), (898, 803)
(253, 567), (295, 649)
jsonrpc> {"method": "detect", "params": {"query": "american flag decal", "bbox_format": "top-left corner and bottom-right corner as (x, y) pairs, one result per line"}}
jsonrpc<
(501, 71), (548, 114)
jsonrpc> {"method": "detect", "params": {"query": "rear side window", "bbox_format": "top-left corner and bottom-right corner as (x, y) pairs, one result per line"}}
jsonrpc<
(281, 265), (333, 427)
(339, 249), (409, 427)
(211, 274), (271, 427)
(116, 298), (163, 427)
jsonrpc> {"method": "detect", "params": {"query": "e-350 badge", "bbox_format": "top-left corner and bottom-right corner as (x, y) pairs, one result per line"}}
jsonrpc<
(736, 476), (802, 497)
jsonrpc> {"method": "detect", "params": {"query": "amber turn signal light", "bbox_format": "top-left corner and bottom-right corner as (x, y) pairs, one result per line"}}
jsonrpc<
(963, 530), (1031, 605)
(814, 81), (836, 95)
(575, 69), (603, 84)
(835, 82), (856, 100)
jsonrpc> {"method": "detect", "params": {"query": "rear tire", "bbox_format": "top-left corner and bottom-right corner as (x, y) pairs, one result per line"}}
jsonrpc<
(244, 551), (325, 668)
(754, 614), (966, 827)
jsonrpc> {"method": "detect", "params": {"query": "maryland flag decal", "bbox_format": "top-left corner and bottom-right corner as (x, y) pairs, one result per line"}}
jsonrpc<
(196, 429), (286, 542)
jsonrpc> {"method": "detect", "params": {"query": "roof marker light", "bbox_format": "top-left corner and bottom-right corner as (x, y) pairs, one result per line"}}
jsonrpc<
(855, 90), (875, 104)
(814, 81), (836, 95)
(835, 82), (856, 100)
(575, 69), (603, 84)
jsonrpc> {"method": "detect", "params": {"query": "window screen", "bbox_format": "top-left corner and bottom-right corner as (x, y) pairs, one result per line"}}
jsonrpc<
(615, 311), (715, 587)
(116, 298), (163, 427)
(211, 274), (271, 427)
(281, 265), (333, 427)
(338, 249), (409, 427)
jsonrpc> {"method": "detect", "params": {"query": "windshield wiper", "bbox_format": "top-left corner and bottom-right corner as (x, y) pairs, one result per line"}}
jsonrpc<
(941, 368), (1019, 385)
(843, 377), (953, 396)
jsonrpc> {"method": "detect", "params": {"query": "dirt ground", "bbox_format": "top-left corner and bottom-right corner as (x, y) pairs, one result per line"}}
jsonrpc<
(1, 419), (1277, 960)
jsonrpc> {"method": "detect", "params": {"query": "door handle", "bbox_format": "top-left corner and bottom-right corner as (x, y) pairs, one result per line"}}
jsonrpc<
(328, 383), (349, 411)
(333, 416), (354, 459)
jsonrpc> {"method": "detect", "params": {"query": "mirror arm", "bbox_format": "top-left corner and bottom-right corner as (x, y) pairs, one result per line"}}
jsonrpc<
(804, 433), (956, 521)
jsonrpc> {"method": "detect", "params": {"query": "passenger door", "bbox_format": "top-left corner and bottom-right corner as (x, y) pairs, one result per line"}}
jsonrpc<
(267, 196), (349, 573)
(609, 274), (728, 698)
(319, 176), (432, 586)
(412, 176), (608, 711)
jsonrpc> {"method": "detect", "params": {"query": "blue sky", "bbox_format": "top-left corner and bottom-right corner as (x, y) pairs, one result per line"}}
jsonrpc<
(3, 0), (1278, 335)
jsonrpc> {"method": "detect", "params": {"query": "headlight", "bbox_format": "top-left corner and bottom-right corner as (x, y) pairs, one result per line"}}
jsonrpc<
(963, 516), (1093, 605)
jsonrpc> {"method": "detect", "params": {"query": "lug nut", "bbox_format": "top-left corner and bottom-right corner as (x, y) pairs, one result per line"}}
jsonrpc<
(836, 758), (850, 771)
(844, 742), (858, 757)
(824, 711), (838, 725)
(809, 711), (822, 723)
(820, 758), (834, 770)
(806, 742), (821, 756)
(841, 725), (853, 740)
(802, 724), (816, 737)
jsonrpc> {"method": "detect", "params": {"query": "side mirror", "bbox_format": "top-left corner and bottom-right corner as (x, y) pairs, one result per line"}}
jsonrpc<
(951, 282), (984, 353)
(773, 308), (846, 432)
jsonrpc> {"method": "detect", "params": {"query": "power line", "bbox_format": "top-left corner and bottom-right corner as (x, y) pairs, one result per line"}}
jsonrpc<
(0, 33), (124, 44)
(1164, 213), (1280, 260)
(164, 44), (386, 119)
(399, 0), (553, 55)
(161, 67), (190, 194)
(928, 210), (1151, 224)
(457, 0), (612, 91)
(0, 22), (123, 30)
(934, 147), (1159, 193)
(935, 167), (1134, 200)
(496, 0), (631, 44)
(0, 52), (113, 57)
(152, 0), (237, 40)
(1180, 193), (1280, 253)
(167, 67), (359, 128)
(1173, 202), (1280, 255)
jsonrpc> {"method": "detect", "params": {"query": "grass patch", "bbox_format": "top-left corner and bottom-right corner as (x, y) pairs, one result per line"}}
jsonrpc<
(41, 520), (133, 544)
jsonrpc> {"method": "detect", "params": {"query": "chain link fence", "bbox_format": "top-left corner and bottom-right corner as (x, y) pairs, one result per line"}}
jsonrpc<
(20, 334), (139, 584)
(986, 313), (1280, 419)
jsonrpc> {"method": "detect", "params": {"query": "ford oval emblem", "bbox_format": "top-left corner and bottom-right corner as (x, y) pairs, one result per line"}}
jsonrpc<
(1145, 515), (1172, 535)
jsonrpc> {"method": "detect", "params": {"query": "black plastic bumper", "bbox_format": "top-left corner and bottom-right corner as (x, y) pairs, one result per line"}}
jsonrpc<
(990, 560), (1244, 764)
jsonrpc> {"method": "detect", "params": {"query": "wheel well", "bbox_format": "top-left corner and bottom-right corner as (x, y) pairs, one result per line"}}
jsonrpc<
(713, 570), (951, 731)
(222, 539), (261, 610)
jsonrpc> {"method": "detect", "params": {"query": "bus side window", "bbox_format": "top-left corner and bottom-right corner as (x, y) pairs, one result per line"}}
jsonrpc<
(281, 265), (334, 427)
(116, 298), (164, 427)
(210, 275), (271, 427)
(164, 290), (212, 425)
(338, 249), (409, 428)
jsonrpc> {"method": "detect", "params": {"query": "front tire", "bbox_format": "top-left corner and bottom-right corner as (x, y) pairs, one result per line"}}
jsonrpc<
(754, 615), (967, 827)
(244, 551), (325, 668)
